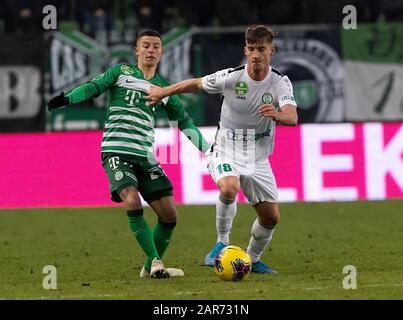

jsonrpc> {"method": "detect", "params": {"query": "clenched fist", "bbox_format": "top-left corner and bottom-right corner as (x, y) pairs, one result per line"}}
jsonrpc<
(258, 104), (278, 121)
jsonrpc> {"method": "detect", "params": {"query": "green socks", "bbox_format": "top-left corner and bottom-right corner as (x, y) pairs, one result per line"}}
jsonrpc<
(127, 209), (160, 264)
(144, 220), (176, 272)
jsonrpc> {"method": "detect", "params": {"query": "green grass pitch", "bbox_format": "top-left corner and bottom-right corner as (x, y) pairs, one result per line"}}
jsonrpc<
(1, 200), (402, 300)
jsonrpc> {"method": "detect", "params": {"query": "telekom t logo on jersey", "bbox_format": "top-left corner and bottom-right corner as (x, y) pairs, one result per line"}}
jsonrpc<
(109, 157), (120, 170)
(125, 90), (143, 106)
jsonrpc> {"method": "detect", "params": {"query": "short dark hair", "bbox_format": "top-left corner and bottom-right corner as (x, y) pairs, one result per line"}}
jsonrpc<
(134, 29), (162, 46)
(245, 25), (274, 44)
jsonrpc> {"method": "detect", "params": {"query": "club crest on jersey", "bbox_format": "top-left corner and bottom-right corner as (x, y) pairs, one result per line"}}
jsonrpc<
(234, 81), (248, 99)
(121, 65), (134, 75)
(115, 171), (124, 181)
(262, 93), (273, 104)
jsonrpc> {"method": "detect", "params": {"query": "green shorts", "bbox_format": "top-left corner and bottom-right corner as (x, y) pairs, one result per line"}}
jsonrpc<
(102, 153), (173, 204)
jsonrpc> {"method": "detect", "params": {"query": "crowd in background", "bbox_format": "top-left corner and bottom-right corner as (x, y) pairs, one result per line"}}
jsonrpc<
(1, 0), (402, 38)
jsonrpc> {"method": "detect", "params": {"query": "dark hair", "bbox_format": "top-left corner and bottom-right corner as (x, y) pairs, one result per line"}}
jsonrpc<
(245, 25), (274, 44)
(134, 29), (162, 46)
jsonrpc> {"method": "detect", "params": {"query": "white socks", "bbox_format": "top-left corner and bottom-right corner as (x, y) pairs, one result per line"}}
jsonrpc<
(216, 196), (237, 245)
(247, 219), (275, 263)
(216, 196), (275, 262)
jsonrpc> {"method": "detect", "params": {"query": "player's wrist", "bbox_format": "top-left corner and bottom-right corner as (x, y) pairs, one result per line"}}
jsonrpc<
(162, 87), (169, 99)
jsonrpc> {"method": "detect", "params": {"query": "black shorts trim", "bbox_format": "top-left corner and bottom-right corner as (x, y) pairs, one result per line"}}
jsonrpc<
(112, 182), (137, 203)
(143, 188), (173, 204)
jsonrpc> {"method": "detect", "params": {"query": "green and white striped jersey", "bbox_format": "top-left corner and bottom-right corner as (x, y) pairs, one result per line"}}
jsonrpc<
(66, 64), (208, 158)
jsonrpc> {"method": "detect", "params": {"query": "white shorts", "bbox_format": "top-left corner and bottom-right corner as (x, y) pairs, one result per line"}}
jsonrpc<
(206, 151), (278, 205)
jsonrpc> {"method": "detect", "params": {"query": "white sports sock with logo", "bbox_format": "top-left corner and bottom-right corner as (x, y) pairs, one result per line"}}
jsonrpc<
(216, 196), (237, 245)
(247, 219), (275, 263)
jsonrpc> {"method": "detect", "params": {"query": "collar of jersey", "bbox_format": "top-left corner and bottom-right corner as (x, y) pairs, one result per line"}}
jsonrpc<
(244, 65), (271, 84)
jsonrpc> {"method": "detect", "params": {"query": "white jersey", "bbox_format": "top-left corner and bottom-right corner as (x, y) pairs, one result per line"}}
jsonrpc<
(202, 65), (297, 162)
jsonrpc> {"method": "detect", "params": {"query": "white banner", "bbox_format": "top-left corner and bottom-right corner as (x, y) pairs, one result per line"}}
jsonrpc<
(345, 60), (403, 121)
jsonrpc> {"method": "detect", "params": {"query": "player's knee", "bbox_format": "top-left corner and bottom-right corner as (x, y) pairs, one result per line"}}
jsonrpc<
(161, 207), (178, 224)
(219, 184), (240, 200)
(260, 208), (280, 228)
(123, 194), (142, 210)
(120, 187), (142, 210)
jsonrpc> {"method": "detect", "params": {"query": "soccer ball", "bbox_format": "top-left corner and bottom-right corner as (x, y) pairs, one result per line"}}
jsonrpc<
(213, 245), (252, 281)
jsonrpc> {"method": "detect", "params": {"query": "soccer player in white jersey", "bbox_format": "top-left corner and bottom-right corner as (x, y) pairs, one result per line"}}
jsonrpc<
(145, 25), (298, 273)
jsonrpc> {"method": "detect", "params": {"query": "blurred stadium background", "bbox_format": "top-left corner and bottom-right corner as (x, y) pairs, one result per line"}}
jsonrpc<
(0, 0), (402, 300)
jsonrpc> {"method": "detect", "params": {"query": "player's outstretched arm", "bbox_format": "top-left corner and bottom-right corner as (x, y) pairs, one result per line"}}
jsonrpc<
(48, 82), (102, 112)
(47, 83), (99, 111)
(145, 78), (203, 106)
(47, 65), (121, 111)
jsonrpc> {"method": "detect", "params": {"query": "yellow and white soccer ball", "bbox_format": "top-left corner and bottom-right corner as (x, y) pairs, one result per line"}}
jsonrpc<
(213, 245), (252, 281)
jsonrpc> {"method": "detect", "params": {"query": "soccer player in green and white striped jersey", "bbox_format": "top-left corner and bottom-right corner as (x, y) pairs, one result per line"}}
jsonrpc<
(47, 30), (210, 278)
